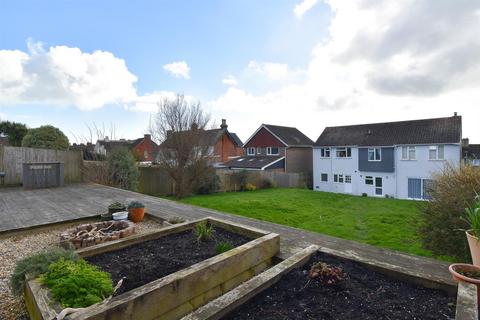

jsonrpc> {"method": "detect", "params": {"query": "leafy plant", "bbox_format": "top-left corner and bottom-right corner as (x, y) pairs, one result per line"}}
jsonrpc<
(244, 183), (256, 191)
(216, 241), (234, 254)
(108, 201), (125, 210)
(420, 164), (480, 261)
(463, 193), (480, 237)
(127, 200), (145, 209)
(308, 261), (347, 285)
(168, 216), (186, 224)
(10, 247), (78, 296)
(195, 221), (214, 242)
(40, 258), (113, 308)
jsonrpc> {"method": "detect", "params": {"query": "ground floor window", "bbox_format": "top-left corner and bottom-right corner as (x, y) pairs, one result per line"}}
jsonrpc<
(408, 178), (433, 199)
(321, 173), (328, 182)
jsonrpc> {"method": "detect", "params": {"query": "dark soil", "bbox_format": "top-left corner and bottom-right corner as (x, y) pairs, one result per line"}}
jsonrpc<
(86, 227), (251, 295)
(224, 252), (456, 320)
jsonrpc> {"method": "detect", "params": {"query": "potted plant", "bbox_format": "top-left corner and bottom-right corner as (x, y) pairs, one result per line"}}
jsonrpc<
(463, 194), (480, 266)
(127, 201), (145, 223)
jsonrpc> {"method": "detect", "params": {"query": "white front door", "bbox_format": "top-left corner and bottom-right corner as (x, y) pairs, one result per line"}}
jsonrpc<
(344, 175), (352, 193)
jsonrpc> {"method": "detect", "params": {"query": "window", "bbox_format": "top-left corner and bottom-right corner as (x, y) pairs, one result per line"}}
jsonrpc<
(401, 146), (416, 160)
(429, 145), (445, 160)
(368, 148), (381, 161)
(321, 173), (328, 182)
(247, 147), (255, 155)
(320, 147), (330, 158)
(336, 147), (352, 158)
(345, 175), (352, 183)
(267, 147), (279, 155)
(365, 176), (373, 185)
(408, 178), (434, 200)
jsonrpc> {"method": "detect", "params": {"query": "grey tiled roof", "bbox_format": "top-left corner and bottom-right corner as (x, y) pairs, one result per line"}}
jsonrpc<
(226, 155), (284, 169)
(315, 116), (462, 147)
(263, 124), (313, 146)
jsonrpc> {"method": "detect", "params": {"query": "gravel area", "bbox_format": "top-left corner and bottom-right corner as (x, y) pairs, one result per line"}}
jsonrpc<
(0, 218), (165, 320)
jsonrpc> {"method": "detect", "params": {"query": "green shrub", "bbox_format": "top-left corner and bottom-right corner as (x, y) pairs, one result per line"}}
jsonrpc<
(195, 221), (214, 242)
(40, 259), (113, 308)
(420, 164), (480, 261)
(107, 147), (139, 191)
(10, 247), (78, 296)
(244, 183), (256, 191)
(216, 242), (234, 254)
(127, 200), (145, 209)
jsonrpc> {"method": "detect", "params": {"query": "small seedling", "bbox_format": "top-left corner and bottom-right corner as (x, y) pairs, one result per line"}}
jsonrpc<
(216, 241), (234, 254)
(308, 261), (347, 285)
(195, 221), (214, 242)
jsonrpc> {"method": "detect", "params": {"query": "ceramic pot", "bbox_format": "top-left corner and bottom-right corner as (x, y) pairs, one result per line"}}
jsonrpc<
(466, 230), (480, 266)
(128, 207), (145, 223)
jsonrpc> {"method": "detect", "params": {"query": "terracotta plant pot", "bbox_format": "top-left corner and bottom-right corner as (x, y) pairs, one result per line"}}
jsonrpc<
(128, 207), (145, 223)
(466, 230), (480, 266)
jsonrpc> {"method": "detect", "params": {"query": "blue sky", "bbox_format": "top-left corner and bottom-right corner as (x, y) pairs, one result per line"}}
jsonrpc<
(1, 0), (480, 142)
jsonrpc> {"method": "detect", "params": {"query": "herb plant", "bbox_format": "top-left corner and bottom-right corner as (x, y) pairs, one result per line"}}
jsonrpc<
(10, 247), (78, 296)
(216, 241), (234, 254)
(40, 258), (113, 308)
(195, 221), (214, 242)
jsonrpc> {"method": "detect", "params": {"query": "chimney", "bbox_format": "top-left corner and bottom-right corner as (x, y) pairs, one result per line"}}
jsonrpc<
(220, 119), (228, 129)
(144, 134), (151, 141)
(462, 138), (469, 147)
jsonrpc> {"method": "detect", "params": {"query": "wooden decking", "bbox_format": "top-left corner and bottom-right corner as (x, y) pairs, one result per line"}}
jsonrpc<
(0, 183), (456, 293)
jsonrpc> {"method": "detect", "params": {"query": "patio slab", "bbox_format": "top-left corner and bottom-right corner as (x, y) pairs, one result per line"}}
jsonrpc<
(0, 183), (456, 292)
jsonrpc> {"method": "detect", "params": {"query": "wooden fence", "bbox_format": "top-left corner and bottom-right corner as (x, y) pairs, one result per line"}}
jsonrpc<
(0, 146), (82, 185)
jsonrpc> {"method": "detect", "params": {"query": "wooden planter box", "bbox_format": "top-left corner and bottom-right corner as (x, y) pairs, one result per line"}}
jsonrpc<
(24, 217), (280, 320)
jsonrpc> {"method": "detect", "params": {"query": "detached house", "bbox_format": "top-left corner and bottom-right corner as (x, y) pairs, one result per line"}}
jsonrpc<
(227, 124), (313, 173)
(313, 115), (462, 200)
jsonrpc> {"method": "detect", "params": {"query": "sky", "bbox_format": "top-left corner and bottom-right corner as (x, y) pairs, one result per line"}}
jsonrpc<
(1, 0), (480, 144)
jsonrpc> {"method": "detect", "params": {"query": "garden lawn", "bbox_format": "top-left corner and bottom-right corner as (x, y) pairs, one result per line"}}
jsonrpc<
(179, 188), (442, 260)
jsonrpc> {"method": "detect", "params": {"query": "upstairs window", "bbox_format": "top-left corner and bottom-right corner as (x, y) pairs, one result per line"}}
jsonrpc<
(336, 147), (352, 158)
(267, 147), (279, 155)
(247, 147), (255, 156)
(368, 148), (381, 161)
(401, 146), (416, 160)
(320, 147), (330, 158)
(429, 145), (445, 160)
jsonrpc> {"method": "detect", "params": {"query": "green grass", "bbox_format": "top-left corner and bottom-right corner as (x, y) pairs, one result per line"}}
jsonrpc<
(178, 188), (445, 260)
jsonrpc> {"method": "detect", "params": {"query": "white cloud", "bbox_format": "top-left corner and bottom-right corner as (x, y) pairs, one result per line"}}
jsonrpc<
(294, 0), (318, 19)
(163, 61), (190, 79)
(222, 75), (238, 86)
(0, 41), (138, 110)
(247, 61), (289, 80)
(211, 0), (480, 142)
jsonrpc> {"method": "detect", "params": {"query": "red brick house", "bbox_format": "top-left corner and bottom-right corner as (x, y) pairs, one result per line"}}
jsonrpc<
(159, 119), (244, 167)
(94, 134), (158, 162)
(226, 124), (313, 173)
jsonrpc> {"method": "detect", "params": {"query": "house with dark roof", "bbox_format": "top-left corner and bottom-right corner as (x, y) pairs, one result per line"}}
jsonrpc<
(159, 119), (244, 167)
(313, 114), (462, 200)
(462, 138), (480, 167)
(95, 134), (158, 162)
(226, 124), (313, 173)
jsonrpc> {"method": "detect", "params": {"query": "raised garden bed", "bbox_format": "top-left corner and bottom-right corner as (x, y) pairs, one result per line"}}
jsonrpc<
(24, 217), (280, 320)
(185, 245), (458, 320)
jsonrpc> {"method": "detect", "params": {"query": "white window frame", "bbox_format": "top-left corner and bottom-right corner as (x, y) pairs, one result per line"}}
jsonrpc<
(429, 145), (445, 160)
(320, 147), (330, 158)
(336, 147), (352, 158)
(320, 173), (328, 182)
(267, 147), (279, 155)
(401, 146), (416, 160)
(368, 148), (381, 161)
(247, 147), (255, 156)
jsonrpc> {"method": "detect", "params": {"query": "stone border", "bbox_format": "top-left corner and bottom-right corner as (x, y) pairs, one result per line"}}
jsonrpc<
(25, 217), (280, 320)
(455, 282), (478, 320)
(182, 244), (319, 320)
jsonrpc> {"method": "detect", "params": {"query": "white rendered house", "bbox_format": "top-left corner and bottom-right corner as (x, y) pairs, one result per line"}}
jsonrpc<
(313, 115), (462, 200)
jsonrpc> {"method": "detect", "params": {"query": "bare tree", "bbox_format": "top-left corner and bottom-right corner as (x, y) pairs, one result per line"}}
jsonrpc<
(150, 94), (212, 198)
